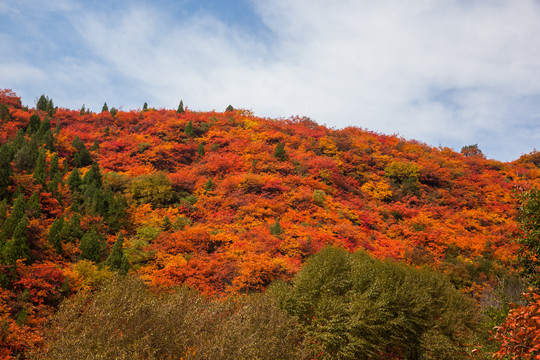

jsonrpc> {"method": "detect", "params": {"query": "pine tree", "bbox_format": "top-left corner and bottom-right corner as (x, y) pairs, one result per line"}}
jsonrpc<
(33, 149), (47, 185)
(162, 216), (172, 231)
(0, 199), (7, 226)
(104, 233), (129, 275)
(3, 215), (30, 263)
(49, 153), (59, 179)
(269, 218), (283, 236)
(82, 162), (103, 189)
(80, 104), (86, 115)
(177, 100), (184, 114)
(27, 191), (41, 219)
(79, 228), (102, 263)
(0, 144), (13, 198)
(0, 103), (11, 121)
(184, 121), (194, 137)
(48, 217), (64, 253)
(72, 136), (92, 167)
(143, 102), (148, 111)
(36, 95), (48, 111)
(101, 103), (109, 112)
(226, 105), (234, 112)
(197, 142), (205, 157)
(27, 114), (41, 134)
(14, 139), (39, 171)
(204, 178), (214, 193)
(1, 194), (26, 240)
(60, 213), (83, 243)
(68, 168), (82, 192)
(273, 143), (288, 162)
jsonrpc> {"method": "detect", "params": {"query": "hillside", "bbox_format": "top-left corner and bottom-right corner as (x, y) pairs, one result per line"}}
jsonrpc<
(0, 88), (539, 357)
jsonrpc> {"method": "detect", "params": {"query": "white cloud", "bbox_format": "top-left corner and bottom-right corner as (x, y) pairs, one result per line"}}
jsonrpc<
(2, 0), (540, 160)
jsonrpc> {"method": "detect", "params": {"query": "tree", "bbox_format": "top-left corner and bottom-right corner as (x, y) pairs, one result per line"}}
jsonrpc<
(48, 217), (64, 254)
(79, 228), (102, 263)
(80, 104), (86, 115)
(273, 143), (288, 162)
(0, 144), (12, 198)
(269, 218), (283, 236)
(184, 121), (194, 137)
(33, 149), (47, 185)
(0, 103), (10, 121)
(226, 105), (234, 112)
(27, 191), (41, 219)
(197, 143), (205, 157)
(26, 114), (41, 134)
(36, 95), (48, 111)
(142, 102), (148, 111)
(72, 136), (93, 167)
(3, 215), (30, 263)
(68, 168), (82, 192)
(104, 233), (129, 275)
(13, 139), (39, 171)
(177, 100), (184, 113)
(461, 144), (484, 158)
(516, 188), (540, 289)
(101, 103), (109, 113)
(1, 194), (26, 240)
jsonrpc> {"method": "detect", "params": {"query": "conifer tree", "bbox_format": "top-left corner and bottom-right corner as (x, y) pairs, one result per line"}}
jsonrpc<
(104, 233), (129, 275)
(80, 104), (86, 115)
(33, 149), (47, 185)
(184, 121), (194, 137)
(79, 228), (102, 263)
(72, 136), (92, 167)
(143, 102), (148, 111)
(0, 144), (12, 198)
(101, 102), (109, 112)
(27, 114), (41, 134)
(49, 153), (59, 179)
(27, 191), (41, 219)
(226, 105), (234, 112)
(68, 168), (82, 192)
(270, 218), (283, 236)
(36, 95), (48, 111)
(177, 100), (184, 113)
(1, 194), (26, 240)
(273, 143), (288, 162)
(60, 213), (83, 243)
(204, 178), (214, 193)
(162, 216), (172, 231)
(0, 103), (10, 121)
(0, 199), (7, 226)
(197, 142), (205, 157)
(48, 217), (64, 253)
(14, 139), (39, 171)
(3, 215), (30, 263)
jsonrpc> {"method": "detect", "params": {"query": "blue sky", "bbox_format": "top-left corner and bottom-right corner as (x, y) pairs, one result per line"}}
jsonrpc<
(1, 0), (539, 161)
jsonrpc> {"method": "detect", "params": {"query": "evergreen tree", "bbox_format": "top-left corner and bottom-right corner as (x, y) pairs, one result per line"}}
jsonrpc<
(162, 216), (172, 231)
(0, 103), (10, 121)
(68, 168), (82, 192)
(36, 95), (48, 111)
(143, 102), (148, 111)
(79, 228), (102, 263)
(3, 215), (30, 263)
(197, 142), (205, 157)
(27, 191), (41, 219)
(14, 138), (39, 171)
(269, 218), (283, 236)
(273, 143), (289, 162)
(49, 153), (59, 179)
(11, 129), (26, 152)
(82, 162), (103, 189)
(0, 144), (13, 198)
(204, 178), (214, 193)
(184, 121), (194, 137)
(101, 102), (109, 112)
(177, 100), (184, 113)
(104, 232), (129, 275)
(36, 117), (51, 140)
(0, 199), (7, 226)
(60, 213), (83, 243)
(48, 217), (64, 253)
(72, 136), (92, 167)
(1, 194), (26, 239)
(80, 104), (86, 115)
(226, 105), (234, 112)
(33, 149), (47, 185)
(27, 114), (41, 134)
(109, 107), (117, 117)
(48, 172), (62, 196)
(46, 98), (55, 116)
(517, 188), (540, 289)
(90, 140), (100, 152)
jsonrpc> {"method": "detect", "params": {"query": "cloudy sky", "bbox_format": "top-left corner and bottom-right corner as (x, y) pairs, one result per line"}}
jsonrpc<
(1, 0), (539, 161)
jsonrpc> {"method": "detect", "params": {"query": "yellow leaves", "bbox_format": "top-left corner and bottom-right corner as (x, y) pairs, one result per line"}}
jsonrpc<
(69, 260), (114, 291)
(318, 136), (338, 156)
(361, 181), (393, 200)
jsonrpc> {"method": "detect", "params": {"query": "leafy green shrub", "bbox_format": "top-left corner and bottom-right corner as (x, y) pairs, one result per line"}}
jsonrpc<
(270, 247), (480, 360)
(129, 172), (177, 207)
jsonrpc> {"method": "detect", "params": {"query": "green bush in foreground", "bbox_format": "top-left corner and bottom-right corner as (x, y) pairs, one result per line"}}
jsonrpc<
(270, 247), (481, 360)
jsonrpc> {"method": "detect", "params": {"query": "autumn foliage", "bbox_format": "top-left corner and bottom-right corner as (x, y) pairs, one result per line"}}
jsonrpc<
(0, 89), (539, 357)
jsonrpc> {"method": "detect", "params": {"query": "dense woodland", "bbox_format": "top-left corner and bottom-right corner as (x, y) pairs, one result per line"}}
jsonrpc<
(0, 88), (539, 359)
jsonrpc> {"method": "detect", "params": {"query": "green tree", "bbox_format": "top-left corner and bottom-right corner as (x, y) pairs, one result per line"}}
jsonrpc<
(197, 142), (205, 157)
(269, 218), (283, 236)
(109, 107), (117, 117)
(36, 95), (48, 111)
(177, 99), (184, 113)
(60, 213), (83, 243)
(3, 215), (30, 263)
(82, 162), (103, 189)
(68, 168), (82, 192)
(0, 103), (11, 121)
(0, 144), (13, 198)
(273, 143), (288, 162)
(72, 136), (93, 167)
(27, 114), (41, 134)
(517, 188), (540, 289)
(0, 199), (7, 226)
(104, 233), (129, 275)
(271, 247), (479, 360)
(101, 102), (109, 113)
(226, 104), (234, 112)
(1, 194), (26, 240)
(48, 217), (64, 253)
(142, 102), (148, 111)
(33, 149), (47, 185)
(27, 191), (41, 219)
(184, 121), (194, 137)
(461, 144), (484, 158)
(80, 104), (86, 115)
(79, 228), (102, 263)
(14, 139), (39, 171)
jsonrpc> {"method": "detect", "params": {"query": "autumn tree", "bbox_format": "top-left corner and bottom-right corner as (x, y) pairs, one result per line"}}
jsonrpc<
(517, 188), (540, 289)
(274, 143), (288, 162)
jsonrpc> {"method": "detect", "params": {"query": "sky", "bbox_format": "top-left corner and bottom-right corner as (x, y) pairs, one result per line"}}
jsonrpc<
(1, 0), (539, 161)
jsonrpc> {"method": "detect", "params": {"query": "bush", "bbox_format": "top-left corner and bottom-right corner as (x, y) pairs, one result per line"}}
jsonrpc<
(270, 247), (480, 360)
